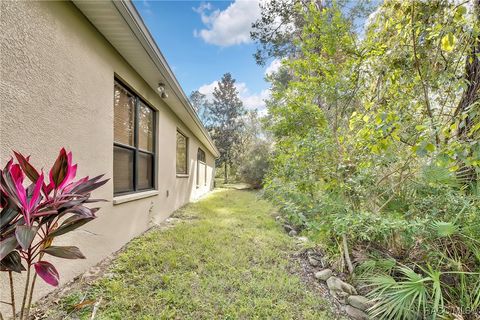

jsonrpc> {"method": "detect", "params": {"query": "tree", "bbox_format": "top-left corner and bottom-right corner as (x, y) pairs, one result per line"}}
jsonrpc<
(453, 0), (480, 184)
(257, 1), (480, 317)
(189, 90), (211, 127)
(209, 73), (246, 183)
(251, 0), (375, 65)
(250, 0), (302, 65)
(235, 110), (272, 188)
(237, 140), (271, 188)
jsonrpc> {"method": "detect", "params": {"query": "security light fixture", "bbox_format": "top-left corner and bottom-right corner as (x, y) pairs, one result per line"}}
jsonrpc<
(157, 82), (168, 99)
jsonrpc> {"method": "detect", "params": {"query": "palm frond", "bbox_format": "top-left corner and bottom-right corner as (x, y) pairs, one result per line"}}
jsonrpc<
(367, 267), (428, 320)
(367, 265), (449, 319)
(421, 164), (459, 188)
(357, 258), (396, 279)
(431, 221), (459, 238)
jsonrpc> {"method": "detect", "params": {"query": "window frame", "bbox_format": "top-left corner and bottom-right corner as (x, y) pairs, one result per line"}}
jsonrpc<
(113, 79), (157, 196)
(176, 130), (189, 176)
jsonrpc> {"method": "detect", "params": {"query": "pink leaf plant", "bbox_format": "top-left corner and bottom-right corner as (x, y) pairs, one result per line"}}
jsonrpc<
(0, 148), (108, 319)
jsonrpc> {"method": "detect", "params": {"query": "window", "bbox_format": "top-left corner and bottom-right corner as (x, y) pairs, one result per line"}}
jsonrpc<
(197, 148), (207, 187)
(176, 131), (188, 175)
(197, 148), (206, 162)
(113, 80), (156, 195)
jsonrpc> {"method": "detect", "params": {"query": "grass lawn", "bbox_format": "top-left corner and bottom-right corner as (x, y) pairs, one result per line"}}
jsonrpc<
(39, 189), (336, 319)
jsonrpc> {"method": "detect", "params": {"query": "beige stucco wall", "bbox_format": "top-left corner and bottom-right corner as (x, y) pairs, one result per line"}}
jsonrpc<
(0, 0), (215, 310)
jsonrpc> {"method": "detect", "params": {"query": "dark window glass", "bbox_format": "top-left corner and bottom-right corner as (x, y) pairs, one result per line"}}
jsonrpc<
(113, 146), (134, 193)
(138, 152), (153, 190)
(113, 80), (156, 195)
(176, 131), (188, 174)
(197, 148), (206, 163)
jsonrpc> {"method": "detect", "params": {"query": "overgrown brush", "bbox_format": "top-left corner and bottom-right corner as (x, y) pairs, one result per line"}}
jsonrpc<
(256, 0), (480, 318)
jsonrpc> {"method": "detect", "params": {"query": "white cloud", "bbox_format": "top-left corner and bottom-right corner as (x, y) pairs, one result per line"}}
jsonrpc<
(193, 0), (262, 46)
(235, 82), (248, 96)
(198, 80), (218, 101)
(242, 89), (270, 111)
(197, 80), (270, 113)
(193, 2), (214, 24)
(265, 58), (282, 76)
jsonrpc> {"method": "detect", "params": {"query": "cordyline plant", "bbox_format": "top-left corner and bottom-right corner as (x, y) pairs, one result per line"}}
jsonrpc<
(0, 148), (108, 320)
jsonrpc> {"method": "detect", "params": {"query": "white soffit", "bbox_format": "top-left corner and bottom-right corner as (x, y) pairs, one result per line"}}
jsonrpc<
(71, 0), (220, 158)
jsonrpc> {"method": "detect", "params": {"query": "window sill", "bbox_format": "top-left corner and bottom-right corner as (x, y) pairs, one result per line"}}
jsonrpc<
(176, 174), (189, 178)
(113, 190), (159, 205)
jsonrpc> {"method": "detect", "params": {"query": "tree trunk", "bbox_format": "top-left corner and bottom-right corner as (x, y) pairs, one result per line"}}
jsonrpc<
(224, 161), (228, 184)
(454, 0), (479, 185)
(342, 234), (354, 274)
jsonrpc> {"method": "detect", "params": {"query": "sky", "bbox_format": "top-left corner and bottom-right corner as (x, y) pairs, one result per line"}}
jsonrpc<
(133, 0), (278, 113)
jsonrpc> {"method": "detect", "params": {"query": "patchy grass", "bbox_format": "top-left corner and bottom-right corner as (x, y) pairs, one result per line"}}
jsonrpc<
(42, 189), (335, 319)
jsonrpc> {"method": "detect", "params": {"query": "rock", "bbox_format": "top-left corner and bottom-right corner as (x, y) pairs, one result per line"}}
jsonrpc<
(329, 289), (348, 298)
(308, 256), (321, 267)
(345, 305), (369, 320)
(314, 269), (333, 281)
(326, 276), (357, 295)
(347, 295), (372, 311)
(296, 236), (308, 242)
(330, 289), (349, 304)
(283, 224), (293, 232)
(288, 229), (298, 236)
(307, 251), (324, 267)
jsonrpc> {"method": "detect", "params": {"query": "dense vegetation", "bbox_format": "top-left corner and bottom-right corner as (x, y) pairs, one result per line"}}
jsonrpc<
(252, 0), (480, 318)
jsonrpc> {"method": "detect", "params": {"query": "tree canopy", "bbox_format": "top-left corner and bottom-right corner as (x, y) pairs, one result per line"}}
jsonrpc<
(253, 0), (480, 318)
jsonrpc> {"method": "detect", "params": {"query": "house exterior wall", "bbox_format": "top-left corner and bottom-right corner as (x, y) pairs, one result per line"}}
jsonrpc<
(0, 0), (215, 306)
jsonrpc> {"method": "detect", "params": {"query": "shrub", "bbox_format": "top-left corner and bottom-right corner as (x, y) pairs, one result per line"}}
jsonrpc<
(0, 148), (107, 319)
(237, 141), (271, 188)
(258, 0), (480, 317)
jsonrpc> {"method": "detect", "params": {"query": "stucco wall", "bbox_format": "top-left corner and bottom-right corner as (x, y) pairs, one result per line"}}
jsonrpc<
(0, 0), (215, 309)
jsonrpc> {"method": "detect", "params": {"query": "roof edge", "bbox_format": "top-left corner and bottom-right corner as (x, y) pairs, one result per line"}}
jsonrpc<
(75, 0), (220, 158)
(115, 1), (219, 158)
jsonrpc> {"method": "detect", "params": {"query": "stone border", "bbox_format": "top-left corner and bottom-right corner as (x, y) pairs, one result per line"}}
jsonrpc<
(307, 251), (372, 320)
(279, 217), (373, 320)
(308, 250), (375, 320)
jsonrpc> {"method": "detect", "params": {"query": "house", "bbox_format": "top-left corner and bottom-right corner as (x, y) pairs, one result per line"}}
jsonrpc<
(0, 0), (219, 304)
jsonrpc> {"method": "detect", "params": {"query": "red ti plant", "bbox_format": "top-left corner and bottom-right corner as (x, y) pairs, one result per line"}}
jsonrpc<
(0, 149), (108, 320)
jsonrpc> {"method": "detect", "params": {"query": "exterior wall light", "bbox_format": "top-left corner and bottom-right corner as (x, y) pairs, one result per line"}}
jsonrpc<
(157, 83), (168, 99)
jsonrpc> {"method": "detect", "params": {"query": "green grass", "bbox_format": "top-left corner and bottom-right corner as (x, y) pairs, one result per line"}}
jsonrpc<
(44, 189), (334, 319)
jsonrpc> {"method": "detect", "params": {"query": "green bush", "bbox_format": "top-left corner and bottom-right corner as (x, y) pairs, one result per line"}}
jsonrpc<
(259, 1), (480, 317)
(237, 141), (271, 188)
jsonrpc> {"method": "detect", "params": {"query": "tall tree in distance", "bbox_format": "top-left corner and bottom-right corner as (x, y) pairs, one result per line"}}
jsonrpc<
(189, 90), (211, 127)
(209, 73), (246, 183)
